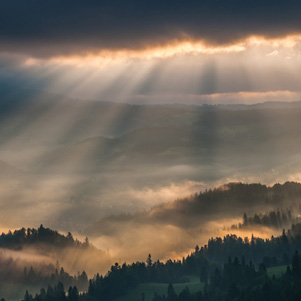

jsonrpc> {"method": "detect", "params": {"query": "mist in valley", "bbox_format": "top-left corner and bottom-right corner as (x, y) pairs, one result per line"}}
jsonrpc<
(1, 88), (301, 267)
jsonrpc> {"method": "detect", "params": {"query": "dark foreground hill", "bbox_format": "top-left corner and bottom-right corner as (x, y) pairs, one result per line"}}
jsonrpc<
(20, 221), (301, 301)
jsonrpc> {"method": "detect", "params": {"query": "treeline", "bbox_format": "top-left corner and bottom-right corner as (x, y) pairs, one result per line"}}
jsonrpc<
(21, 252), (301, 301)
(231, 210), (298, 230)
(0, 225), (91, 293)
(76, 221), (301, 299)
(0, 253), (88, 292)
(152, 251), (301, 301)
(145, 182), (301, 231)
(22, 267), (88, 292)
(21, 221), (301, 300)
(23, 282), (79, 301)
(204, 229), (295, 268)
(189, 182), (301, 210)
(0, 224), (89, 250)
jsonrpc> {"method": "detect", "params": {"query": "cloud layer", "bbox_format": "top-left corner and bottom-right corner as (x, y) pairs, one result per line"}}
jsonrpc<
(1, 0), (301, 56)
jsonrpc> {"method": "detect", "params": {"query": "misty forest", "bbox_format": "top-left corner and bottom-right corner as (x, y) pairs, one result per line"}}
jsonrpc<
(2, 1), (301, 300)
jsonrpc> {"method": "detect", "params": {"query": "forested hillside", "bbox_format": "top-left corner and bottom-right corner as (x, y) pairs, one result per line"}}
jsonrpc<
(20, 221), (301, 301)
(1, 182), (301, 300)
(0, 225), (89, 249)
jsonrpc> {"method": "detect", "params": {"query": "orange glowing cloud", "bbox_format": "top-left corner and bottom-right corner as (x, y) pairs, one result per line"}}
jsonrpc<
(21, 34), (301, 67)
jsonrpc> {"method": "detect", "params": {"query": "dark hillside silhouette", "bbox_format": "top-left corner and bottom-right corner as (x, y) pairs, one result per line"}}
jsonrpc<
(21, 221), (301, 300)
(0, 225), (89, 250)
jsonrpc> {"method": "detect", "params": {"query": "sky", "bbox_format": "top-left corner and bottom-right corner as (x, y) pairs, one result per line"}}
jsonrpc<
(1, 0), (301, 104)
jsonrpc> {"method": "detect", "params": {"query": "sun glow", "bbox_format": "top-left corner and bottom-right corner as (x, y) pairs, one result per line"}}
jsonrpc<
(22, 34), (301, 68)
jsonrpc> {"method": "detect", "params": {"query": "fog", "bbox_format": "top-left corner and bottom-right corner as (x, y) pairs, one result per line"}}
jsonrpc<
(1, 85), (301, 283)
(85, 182), (301, 262)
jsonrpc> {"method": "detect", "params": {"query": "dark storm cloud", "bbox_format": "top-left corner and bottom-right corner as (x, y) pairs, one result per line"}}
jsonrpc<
(1, 0), (301, 56)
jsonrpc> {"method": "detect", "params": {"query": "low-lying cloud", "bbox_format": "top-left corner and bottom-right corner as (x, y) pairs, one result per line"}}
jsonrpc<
(85, 182), (301, 262)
